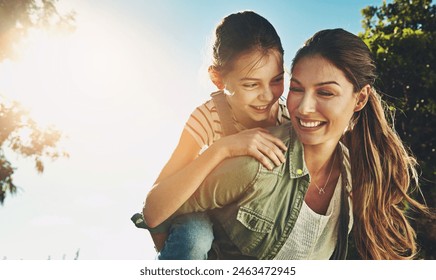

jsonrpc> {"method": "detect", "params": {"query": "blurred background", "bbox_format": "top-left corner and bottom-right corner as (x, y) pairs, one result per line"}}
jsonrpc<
(0, 0), (434, 259)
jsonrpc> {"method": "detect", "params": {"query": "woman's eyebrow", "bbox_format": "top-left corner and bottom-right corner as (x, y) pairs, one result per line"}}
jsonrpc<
(290, 77), (340, 86)
(290, 77), (301, 84)
(316, 81), (340, 86)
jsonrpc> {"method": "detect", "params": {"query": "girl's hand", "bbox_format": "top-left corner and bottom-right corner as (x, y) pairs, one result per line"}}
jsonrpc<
(213, 128), (287, 170)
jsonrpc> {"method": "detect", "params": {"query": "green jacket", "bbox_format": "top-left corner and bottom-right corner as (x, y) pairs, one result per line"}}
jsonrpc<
(174, 122), (353, 259)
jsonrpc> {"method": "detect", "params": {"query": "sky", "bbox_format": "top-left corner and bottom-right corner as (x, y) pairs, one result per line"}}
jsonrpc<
(0, 0), (383, 260)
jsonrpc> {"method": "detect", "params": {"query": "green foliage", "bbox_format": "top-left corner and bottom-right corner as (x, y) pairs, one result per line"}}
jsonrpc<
(0, 99), (69, 204)
(0, 0), (75, 61)
(0, 0), (74, 204)
(359, 0), (436, 259)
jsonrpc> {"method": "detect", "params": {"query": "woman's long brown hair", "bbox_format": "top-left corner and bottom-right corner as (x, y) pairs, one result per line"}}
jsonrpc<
(292, 29), (431, 259)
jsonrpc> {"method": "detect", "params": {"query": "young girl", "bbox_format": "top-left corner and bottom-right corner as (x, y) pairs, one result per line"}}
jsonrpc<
(166, 28), (431, 259)
(132, 11), (290, 259)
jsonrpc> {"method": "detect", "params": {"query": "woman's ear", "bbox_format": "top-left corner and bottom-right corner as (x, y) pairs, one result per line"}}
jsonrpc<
(208, 66), (225, 89)
(354, 84), (371, 112)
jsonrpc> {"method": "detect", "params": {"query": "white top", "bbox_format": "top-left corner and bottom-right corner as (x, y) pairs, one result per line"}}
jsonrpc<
(274, 174), (342, 260)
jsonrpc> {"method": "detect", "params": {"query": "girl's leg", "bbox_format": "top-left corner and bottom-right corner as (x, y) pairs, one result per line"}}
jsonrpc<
(158, 212), (214, 260)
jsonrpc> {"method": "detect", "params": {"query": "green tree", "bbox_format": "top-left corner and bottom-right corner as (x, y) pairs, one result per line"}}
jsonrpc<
(359, 0), (436, 259)
(0, 0), (74, 204)
(0, 0), (75, 61)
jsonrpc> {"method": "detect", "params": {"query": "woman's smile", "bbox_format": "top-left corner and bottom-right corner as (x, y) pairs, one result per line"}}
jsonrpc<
(298, 118), (326, 129)
(287, 55), (358, 147)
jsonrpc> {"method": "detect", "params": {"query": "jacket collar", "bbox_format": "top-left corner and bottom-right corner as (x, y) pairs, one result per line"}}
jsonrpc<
(287, 123), (352, 195)
(288, 125), (309, 179)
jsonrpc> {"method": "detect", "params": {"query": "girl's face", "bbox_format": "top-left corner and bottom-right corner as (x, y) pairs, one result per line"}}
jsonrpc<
(223, 49), (284, 128)
(287, 55), (362, 147)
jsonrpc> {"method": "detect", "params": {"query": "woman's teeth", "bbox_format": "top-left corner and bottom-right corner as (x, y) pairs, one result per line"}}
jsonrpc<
(299, 119), (322, 128)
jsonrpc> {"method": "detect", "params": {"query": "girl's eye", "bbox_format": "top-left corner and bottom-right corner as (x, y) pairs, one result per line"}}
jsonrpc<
(272, 76), (284, 84)
(243, 83), (258, 89)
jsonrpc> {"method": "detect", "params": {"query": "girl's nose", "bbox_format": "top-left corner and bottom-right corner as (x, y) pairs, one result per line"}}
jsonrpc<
(259, 86), (274, 102)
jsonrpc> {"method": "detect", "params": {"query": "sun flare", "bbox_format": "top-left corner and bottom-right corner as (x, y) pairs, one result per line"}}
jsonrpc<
(0, 17), (150, 133)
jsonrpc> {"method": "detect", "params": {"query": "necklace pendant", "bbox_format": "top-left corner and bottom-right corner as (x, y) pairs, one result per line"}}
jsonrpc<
(319, 188), (325, 195)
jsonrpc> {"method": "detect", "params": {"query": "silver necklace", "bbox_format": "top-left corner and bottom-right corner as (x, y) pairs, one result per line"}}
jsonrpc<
(312, 152), (337, 195)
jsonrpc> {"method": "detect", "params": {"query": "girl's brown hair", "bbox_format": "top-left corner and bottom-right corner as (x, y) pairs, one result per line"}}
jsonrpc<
(212, 11), (284, 75)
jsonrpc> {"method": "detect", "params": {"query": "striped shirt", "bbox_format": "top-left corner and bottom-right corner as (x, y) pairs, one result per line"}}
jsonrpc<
(184, 96), (290, 149)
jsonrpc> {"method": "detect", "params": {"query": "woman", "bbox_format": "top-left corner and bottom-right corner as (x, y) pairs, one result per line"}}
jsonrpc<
(167, 28), (430, 259)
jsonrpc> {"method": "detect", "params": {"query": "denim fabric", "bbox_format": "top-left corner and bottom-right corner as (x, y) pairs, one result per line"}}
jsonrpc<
(174, 122), (353, 259)
(157, 212), (214, 260)
(132, 122), (352, 259)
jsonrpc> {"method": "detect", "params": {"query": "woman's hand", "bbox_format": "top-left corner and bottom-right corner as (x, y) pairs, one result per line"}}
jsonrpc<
(212, 128), (287, 170)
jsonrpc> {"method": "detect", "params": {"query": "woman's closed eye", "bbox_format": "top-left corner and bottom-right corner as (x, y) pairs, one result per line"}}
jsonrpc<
(289, 86), (304, 93)
(317, 90), (334, 97)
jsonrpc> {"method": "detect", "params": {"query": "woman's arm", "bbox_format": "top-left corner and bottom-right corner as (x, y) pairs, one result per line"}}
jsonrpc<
(143, 127), (287, 228)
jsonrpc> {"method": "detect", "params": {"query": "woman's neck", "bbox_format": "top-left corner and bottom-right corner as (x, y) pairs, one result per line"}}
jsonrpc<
(303, 142), (338, 175)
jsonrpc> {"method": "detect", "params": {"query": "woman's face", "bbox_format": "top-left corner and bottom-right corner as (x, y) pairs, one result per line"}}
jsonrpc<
(287, 55), (360, 147)
(223, 49), (284, 128)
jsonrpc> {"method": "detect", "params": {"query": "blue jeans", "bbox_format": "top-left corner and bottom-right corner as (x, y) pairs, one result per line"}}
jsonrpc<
(158, 212), (214, 260)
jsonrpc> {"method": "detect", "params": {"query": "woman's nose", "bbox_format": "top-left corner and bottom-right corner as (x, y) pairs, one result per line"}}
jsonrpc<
(298, 93), (316, 115)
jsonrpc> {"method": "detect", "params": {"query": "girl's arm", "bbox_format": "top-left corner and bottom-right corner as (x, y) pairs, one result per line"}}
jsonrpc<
(143, 127), (287, 228)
